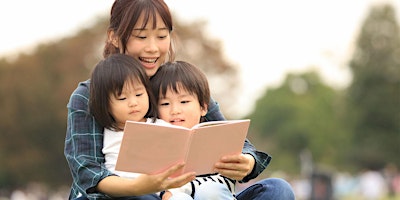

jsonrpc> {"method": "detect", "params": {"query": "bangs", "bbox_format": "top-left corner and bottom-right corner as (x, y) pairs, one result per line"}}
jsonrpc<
(138, 0), (173, 31)
(111, 73), (144, 97)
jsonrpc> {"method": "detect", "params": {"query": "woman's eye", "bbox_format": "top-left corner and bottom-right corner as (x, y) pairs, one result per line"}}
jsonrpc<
(132, 34), (146, 39)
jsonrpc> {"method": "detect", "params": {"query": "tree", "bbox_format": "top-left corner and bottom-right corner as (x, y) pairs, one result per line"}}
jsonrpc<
(346, 4), (400, 169)
(246, 71), (350, 175)
(0, 16), (107, 189)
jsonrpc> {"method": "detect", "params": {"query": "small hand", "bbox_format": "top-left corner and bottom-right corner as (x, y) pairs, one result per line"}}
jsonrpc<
(214, 154), (255, 180)
(135, 162), (196, 195)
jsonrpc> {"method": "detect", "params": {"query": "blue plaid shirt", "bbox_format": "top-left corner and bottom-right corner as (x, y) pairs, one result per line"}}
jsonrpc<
(64, 80), (271, 200)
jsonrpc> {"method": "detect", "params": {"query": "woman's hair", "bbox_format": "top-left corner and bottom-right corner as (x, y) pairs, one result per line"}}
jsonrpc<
(150, 61), (210, 112)
(103, 0), (175, 61)
(89, 54), (158, 130)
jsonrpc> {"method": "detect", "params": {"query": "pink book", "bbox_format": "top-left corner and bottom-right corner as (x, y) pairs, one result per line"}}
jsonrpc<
(115, 119), (250, 177)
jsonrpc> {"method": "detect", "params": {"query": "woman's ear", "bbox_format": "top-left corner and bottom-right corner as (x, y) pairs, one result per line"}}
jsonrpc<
(108, 30), (119, 48)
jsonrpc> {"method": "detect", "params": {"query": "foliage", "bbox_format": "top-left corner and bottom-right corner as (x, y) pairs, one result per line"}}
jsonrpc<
(346, 4), (400, 169)
(0, 16), (107, 189)
(245, 3), (400, 176)
(246, 71), (351, 175)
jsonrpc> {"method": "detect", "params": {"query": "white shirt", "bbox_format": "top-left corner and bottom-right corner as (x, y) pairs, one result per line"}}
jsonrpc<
(102, 118), (170, 179)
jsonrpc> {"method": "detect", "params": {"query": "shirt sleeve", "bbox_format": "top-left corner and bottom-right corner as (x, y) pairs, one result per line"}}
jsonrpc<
(205, 97), (272, 183)
(64, 80), (113, 199)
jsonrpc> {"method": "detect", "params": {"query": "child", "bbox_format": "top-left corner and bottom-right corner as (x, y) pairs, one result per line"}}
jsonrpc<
(89, 53), (171, 179)
(151, 61), (236, 200)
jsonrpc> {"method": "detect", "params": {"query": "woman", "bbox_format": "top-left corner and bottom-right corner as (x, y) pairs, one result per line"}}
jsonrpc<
(64, 0), (295, 199)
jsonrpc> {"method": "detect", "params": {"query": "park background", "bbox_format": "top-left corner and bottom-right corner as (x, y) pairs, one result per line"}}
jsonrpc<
(0, 0), (399, 199)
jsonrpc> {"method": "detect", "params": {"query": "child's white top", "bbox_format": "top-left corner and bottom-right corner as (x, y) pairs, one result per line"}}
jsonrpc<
(102, 118), (170, 179)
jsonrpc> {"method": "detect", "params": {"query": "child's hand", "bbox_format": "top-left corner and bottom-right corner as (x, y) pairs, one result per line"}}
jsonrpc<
(133, 162), (196, 195)
(214, 154), (255, 181)
(96, 162), (195, 197)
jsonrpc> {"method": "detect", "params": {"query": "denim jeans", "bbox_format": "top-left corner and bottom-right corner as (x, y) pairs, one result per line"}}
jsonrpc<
(236, 178), (295, 200)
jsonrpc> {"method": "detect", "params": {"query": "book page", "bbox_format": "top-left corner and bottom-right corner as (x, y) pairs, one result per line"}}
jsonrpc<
(184, 119), (250, 175)
(191, 120), (233, 129)
(116, 121), (191, 175)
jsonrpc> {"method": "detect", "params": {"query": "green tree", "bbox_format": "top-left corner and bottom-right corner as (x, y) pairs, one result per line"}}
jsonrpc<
(246, 71), (350, 175)
(346, 4), (400, 169)
(0, 17), (107, 189)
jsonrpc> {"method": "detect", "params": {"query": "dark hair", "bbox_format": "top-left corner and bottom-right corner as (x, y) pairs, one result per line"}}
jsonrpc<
(150, 61), (210, 113)
(89, 54), (158, 131)
(103, 0), (175, 61)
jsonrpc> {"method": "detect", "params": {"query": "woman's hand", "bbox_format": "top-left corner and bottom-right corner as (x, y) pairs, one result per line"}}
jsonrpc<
(97, 162), (195, 197)
(214, 153), (255, 181)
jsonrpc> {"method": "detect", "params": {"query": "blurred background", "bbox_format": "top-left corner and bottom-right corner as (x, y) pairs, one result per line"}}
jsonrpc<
(0, 0), (399, 199)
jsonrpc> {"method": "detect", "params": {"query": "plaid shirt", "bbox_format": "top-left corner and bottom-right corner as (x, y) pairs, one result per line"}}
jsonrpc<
(64, 80), (271, 200)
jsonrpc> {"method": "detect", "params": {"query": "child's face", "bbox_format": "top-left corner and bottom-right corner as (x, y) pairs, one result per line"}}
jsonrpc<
(109, 81), (149, 129)
(158, 84), (207, 129)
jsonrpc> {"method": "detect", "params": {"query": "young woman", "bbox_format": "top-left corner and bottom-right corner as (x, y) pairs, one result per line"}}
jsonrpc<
(64, 0), (295, 199)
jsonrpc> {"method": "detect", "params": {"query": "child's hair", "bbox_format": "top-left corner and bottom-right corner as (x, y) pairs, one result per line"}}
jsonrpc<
(104, 0), (175, 61)
(89, 54), (158, 130)
(150, 61), (210, 113)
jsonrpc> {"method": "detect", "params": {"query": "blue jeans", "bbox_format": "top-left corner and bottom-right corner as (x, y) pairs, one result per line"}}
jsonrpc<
(236, 178), (295, 200)
(74, 178), (294, 200)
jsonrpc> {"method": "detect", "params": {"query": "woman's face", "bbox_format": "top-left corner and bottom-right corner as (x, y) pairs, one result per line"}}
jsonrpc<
(125, 13), (171, 77)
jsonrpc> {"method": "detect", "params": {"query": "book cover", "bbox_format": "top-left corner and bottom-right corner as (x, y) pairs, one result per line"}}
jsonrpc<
(115, 119), (250, 176)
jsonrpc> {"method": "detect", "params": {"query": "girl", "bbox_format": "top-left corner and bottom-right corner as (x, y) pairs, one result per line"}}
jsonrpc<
(89, 54), (169, 180)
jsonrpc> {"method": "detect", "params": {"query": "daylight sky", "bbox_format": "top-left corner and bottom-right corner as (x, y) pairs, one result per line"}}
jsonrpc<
(1, 0), (399, 117)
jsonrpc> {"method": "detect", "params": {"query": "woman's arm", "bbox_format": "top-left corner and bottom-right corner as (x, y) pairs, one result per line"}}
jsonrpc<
(64, 80), (114, 199)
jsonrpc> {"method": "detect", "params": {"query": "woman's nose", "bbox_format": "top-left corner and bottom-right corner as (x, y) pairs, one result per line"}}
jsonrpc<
(144, 38), (158, 53)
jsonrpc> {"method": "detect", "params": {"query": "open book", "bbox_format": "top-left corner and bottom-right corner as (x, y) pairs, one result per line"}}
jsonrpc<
(115, 119), (250, 177)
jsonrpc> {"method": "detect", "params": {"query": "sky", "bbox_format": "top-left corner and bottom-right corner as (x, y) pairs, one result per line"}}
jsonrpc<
(0, 0), (399, 118)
